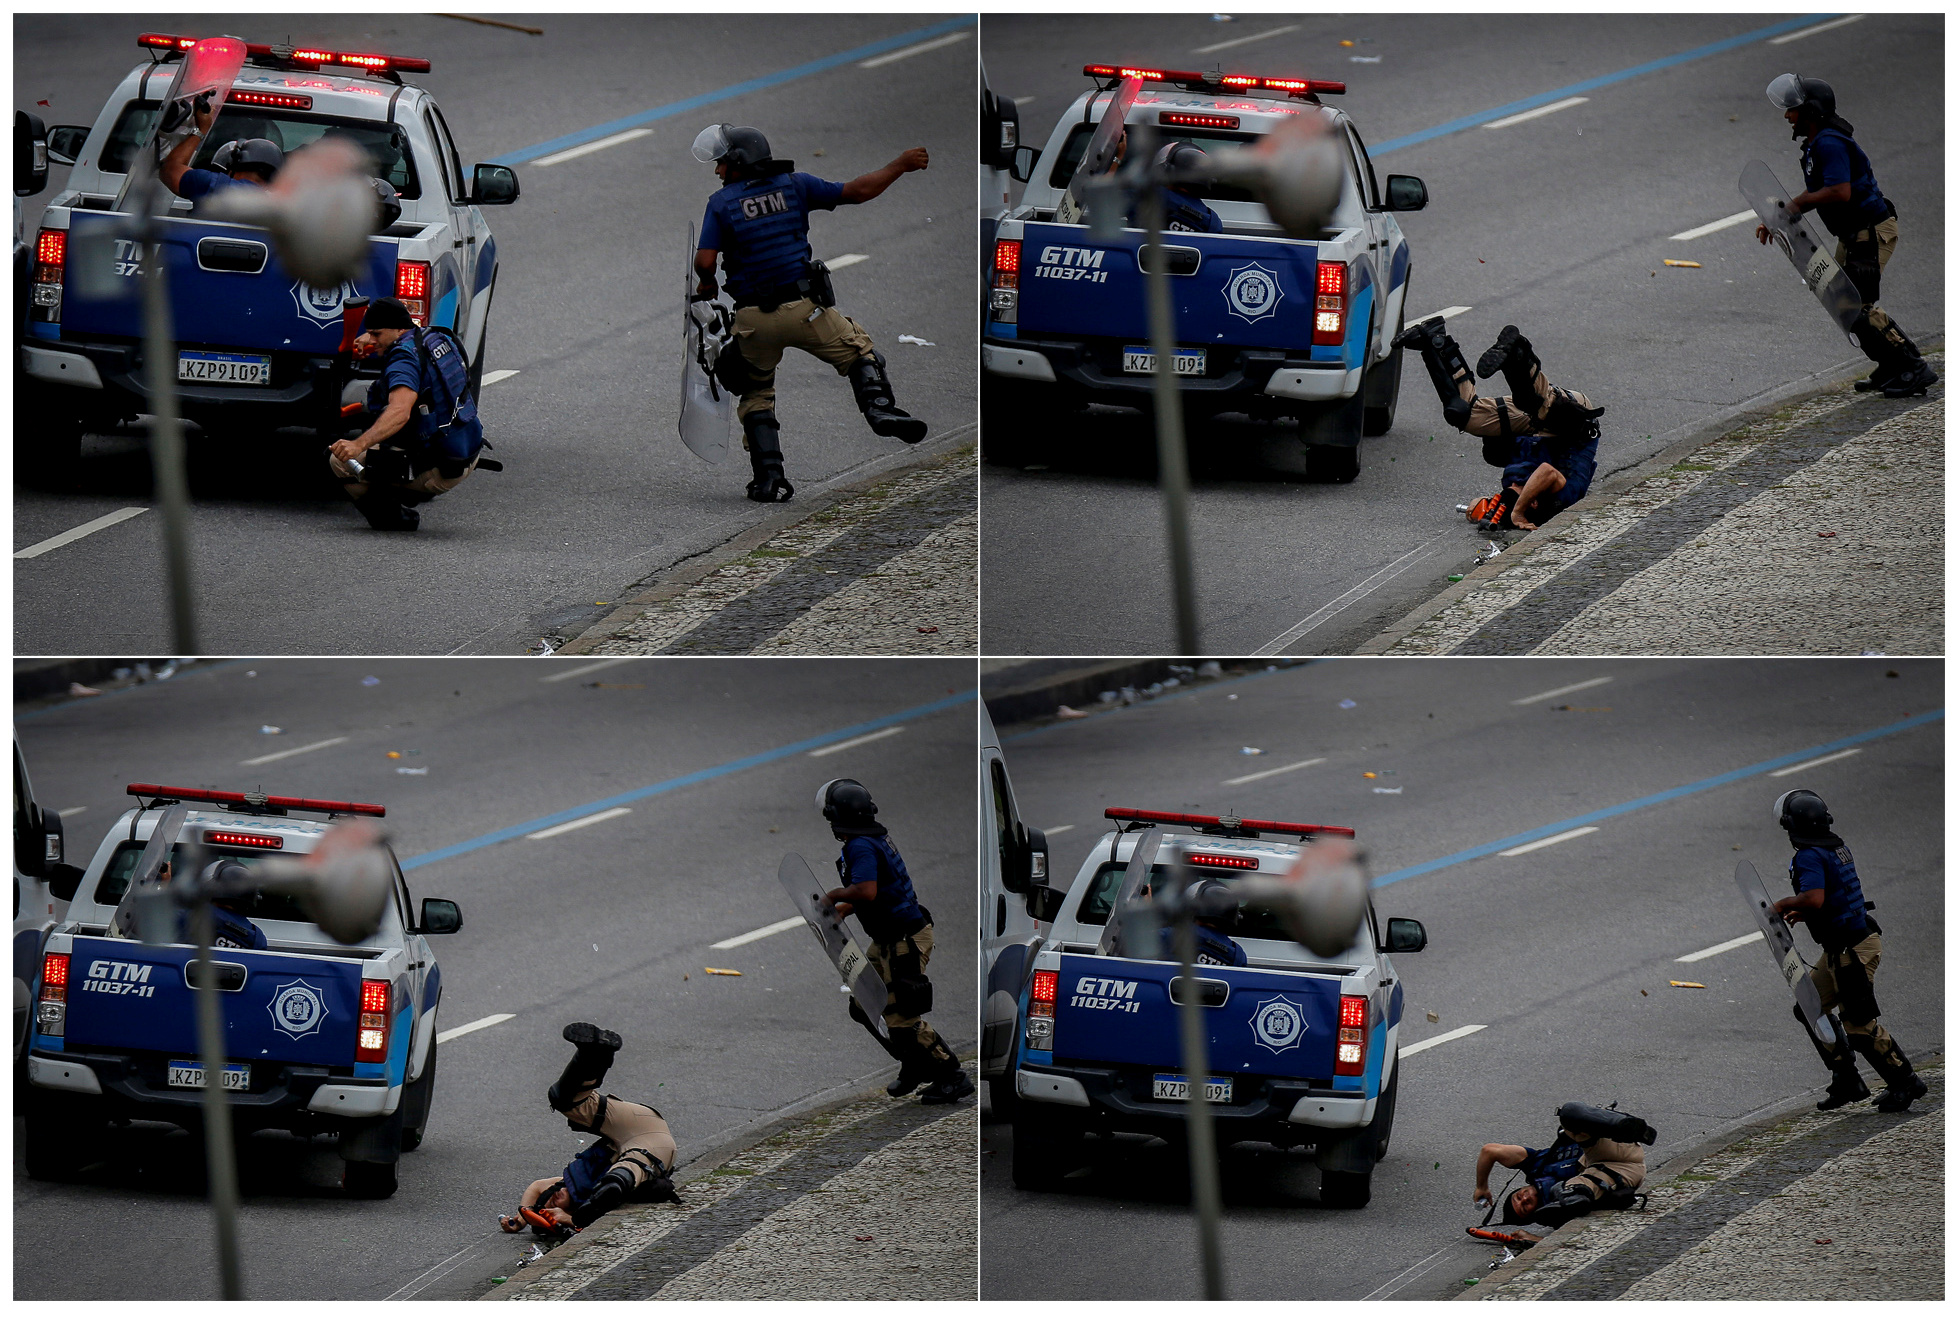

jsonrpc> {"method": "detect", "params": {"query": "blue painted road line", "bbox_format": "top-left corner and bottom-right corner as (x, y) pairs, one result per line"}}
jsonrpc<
(1372, 14), (1836, 156)
(1373, 709), (1943, 888)
(402, 687), (977, 870)
(489, 16), (978, 166)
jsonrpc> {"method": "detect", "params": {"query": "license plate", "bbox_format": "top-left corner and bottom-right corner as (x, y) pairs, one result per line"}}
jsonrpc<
(167, 1062), (249, 1091)
(1152, 1073), (1233, 1103)
(178, 351), (270, 385)
(1123, 347), (1205, 376)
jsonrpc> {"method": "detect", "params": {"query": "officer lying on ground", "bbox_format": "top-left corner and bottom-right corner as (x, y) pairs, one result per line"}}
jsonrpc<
(692, 125), (931, 503)
(159, 98), (281, 211)
(499, 1024), (680, 1238)
(1394, 319), (1604, 532)
(1473, 1102), (1654, 1229)
(818, 778), (974, 1105)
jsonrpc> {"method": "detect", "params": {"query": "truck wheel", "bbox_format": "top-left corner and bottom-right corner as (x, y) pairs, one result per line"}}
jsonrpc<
(342, 1158), (398, 1200)
(22, 1090), (99, 1181)
(1320, 1167), (1373, 1209)
(1306, 444), (1360, 483)
(986, 1071), (1018, 1124)
(1370, 1063), (1399, 1162)
(16, 400), (85, 490)
(398, 1036), (438, 1152)
(1362, 313), (1404, 437)
(981, 378), (1038, 466)
(1010, 1105), (1077, 1191)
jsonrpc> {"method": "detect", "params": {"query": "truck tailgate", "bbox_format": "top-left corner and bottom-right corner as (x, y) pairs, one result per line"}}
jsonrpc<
(63, 211), (397, 354)
(65, 936), (361, 1065)
(1053, 952), (1343, 1079)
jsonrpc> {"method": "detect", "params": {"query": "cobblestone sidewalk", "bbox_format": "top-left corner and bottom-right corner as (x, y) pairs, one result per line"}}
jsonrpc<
(1464, 1062), (1942, 1301)
(1369, 355), (1943, 656)
(562, 444), (976, 656)
(485, 1065), (976, 1302)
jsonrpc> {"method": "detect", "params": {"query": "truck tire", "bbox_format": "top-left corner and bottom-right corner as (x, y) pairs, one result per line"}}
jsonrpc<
(1370, 1062), (1399, 1161)
(398, 1036), (437, 1152)
(16, 393), (85, 490)
(987, 1071), (1018, 1123)
(342, 1158), (398, 1200)
(1362, 311), (1404, 437)
(23, 1093), (83, 1181)
(1010, 1105), (1077, 1191)
(981, 378), (1038, 466)
(1320, 1167), (1372, 1209)
(1302, 390), (1365, 483)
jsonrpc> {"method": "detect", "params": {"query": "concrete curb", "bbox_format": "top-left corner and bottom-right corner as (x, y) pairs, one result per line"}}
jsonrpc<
(1354, 341), (1941, 656)
(555, 429), (975, 656)
(982, 658), (1315, 730)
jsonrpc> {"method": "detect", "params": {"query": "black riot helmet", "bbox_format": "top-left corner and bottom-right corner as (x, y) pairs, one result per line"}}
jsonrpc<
(369, 176), (401, 231)
(1773, 789), (1833, 832)
(1153, 141), (1210, 195)
(211, 136), (283, 182)
(1766, 74), (1849, 138)
(816, 777), (878, 829)
(692, 124), (773, 175)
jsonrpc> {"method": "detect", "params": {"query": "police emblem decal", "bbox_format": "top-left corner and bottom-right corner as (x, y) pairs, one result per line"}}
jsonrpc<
(1223, 262), (1283, 324)
(267, 979), (328, 1041)
(291, 279), (359, 325)
(1250, 995), (1305, 1054)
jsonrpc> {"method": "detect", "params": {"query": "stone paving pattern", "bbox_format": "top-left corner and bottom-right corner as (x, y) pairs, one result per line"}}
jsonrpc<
(758, 511), (976, 654)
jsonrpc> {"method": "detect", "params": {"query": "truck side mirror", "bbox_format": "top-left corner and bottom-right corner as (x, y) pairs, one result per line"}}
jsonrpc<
(44, 125), (88, 169)
(469, 163), (519, 206)
(1027, 885), (1067, 924)
(16, 111), (48, 197)
(46, 864), (86, 904)
(419, 897), (463, 934)
(1383, 174), (1427, 212)
(1012, 145), (1039, 185)
(1385, 917), (1426, 952)
(999, 821), (1046, 895)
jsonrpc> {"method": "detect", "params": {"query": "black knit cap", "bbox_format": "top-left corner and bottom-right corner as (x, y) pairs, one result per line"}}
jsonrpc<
(363, 297), (416, 331)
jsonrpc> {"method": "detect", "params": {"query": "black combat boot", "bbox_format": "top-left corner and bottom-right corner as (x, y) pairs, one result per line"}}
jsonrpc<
(1854, 1034), (1929, 1112)
(1394, 317), (1474, 430)
(1816, 1057), (1870, 1111)
(352, 490), (420, 531)
(742, 411), (794, 503)
(847, 352), (927, 443)
(919, 1066), (976, 1105)
(549, 1022), (622, 1112)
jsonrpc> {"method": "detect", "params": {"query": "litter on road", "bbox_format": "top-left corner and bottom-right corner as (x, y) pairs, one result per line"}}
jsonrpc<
(1055, 705), (1089, 719)
(1339, 699), (1357, 709)
(704, 967), (743, 976)
(260, 726), (281, 734)
(69, 684), (101, 697)
(1663, 259), (1703, 268)
(897, 334), (936, 347)
(1669, 980), (1707, 989)
(397, 767), (429, 775)
(1241, 747), (1263, 755)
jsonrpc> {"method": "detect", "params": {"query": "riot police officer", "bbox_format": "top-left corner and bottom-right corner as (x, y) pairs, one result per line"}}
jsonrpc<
(159, 98), (281, 211)
(817, 778), (973, 1104)
(1758, 75), (1936, 397)
(1768, 789), (1926, 1113)
(327, 297), (491, 531)
(1394, 319), (1604, 530)
(1473, 1103), (1654, 1228)
(500, 1023), (680, 1237)
(692, 125), (930, 503)
(1121, 139), (1225, 233)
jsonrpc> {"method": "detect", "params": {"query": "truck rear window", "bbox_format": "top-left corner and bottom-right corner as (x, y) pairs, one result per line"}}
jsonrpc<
(1075, 859), (1300, 941)
(1045, 122), (1261, 205)
(99, 100), (420, 198)
(94, 840), (314, 924)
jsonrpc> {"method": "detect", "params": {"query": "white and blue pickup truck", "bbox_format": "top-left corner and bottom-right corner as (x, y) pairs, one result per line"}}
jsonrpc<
(984, 62), (1428, 481)
(18, 31), (517, 480)
(20, 782), (462, 1198)
(1007, 807), (1425, 1208)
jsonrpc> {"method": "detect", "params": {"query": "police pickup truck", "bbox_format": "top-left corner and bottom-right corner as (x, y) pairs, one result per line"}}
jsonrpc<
(1008, 808), (1424, 1208)
(984, 62), (1427, 482)
(19, 31), (518, 481)
(21, 783), (462, 1198)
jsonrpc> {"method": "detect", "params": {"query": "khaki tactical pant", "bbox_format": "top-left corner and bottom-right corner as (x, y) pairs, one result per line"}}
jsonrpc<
(1836, 214), (1899, 333)
(1565, 1136), (1646, 1198)
(329, 450), (477, 503)
(864, 921), (955, 1068)
(561, 1082), (677, 1190)
(729, 299), (877, 423)
(1809, 930), (1907, 1068)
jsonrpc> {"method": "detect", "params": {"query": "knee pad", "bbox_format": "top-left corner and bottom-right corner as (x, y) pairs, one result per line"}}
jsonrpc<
(1442, 395), (1474, 431)
(569, 1165), (637, 1228)
(714, 340), (769, 395)
(1558, 1102), (1657, 1146)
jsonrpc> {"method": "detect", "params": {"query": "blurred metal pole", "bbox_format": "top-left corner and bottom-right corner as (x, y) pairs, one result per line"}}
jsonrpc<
(1139, 171), (1201, 656)
(1172, 899), (1225, 1299)
(137, 200), (200, 652)
(191, 900), (244, 1299)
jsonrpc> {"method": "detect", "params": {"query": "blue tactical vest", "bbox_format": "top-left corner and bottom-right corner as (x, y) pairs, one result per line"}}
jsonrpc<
(1155, 922), (1248, 967)
(559, 1142), (612, 1208)
(1789, 843), (1869, 948)
(370, 327), (485, 466)
(1522, 1137), (1586, 1199)
(1801, 128), (1889, 237)
(703, 168), (834, 302)
(837, 835), (926, 943)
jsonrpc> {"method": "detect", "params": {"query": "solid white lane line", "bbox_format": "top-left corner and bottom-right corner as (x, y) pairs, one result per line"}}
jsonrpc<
(1194, 23), (1302, 54)
(711, 916), (805, 950)
(241, 736), (349, 767)
(527, 806), (632, 840)
(534, 127), (652, 167)
(1670, 210), (1756, 241)
(860, 30), (969, 68)
(809, 725), (905, 758)
(1677, 930), (1765, 963)
(540, 657), (638, 683)
(1484, 96), (1589, 130)
(57, 806), (88, 817)
(1223, 757), (1327, 787)
(1411, 305), (1472, 324)
(15, 507), (149, 560)
(1400, 1024), (1485, 1057)
(437, 1012), (514, 1044)
(1499, 826), (1599, 857)
(1041, 824), (1076, 836)
(825, 254), (869, 271)
(1512, 675), (1613, 705)
(1256, 536), (1446, 655)
(1769, 747), (1862, 778)
(479, 369), (521, 386)
(1770, 14), (1866, 43)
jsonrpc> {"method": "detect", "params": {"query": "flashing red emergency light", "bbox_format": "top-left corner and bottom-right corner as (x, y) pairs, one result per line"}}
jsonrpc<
(139, 32), (199, 51)
(204, 829), (284, 850)
(1104, 807), (1355, 839)
(1188, 852), (1260, 871)
(1335, 994), (1368, 1075)
(127, 783), (386, 818)
(1160, 111), (1240, 130)
(229, 89), (313, 110)
(138, 33), (430, 75)
(1084, 63), (1345, 98)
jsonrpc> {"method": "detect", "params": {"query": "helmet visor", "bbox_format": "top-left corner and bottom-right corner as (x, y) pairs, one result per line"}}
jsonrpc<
(691, 124), (732, 164)
(815, 778), (843, 812)
(1772, 789), (1797, 825)
(1766, 73), (1806, 110)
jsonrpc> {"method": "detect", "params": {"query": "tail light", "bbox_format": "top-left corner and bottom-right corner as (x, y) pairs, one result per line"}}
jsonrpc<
(394, 261), (430, 326)
(37, 952), (70, 1038)
(1188, 853), (1258, 870)
(31, 228), (66, 322)
(990, 238), (1020, 324)
(1313, 260), (1347, 346)
(1024, 967), (1058, 1051)
(1335, 994), (1367, 1076)
(356, 979), (391, 1062)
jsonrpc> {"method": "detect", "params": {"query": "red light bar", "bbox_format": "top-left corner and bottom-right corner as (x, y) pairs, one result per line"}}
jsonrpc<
(1161, 111), (1240, 130)
(1104, 807), (1355, 839)
(1188, 852), (1259, 870)
(139, 32), (198, 51)
(288, 45), (431, 74)
(205, 829), (284, 850)
(1084, 64), (1344, 97)
(229, 89), (312, 110)
(128, 783), (386, 818)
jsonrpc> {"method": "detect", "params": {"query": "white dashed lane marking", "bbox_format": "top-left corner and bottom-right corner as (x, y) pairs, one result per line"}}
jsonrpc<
(527, 807), (633, 841)
(1400, 1024), (1486, 1057)
(15, 507), (149, 560)
(1769, 14), (1866, 43)
(1499, 826), (1599, 857)
(1770, 748), (1862, 777)
(480, 369), (521, 386)
(860, 30), (968, 68)
(711, 916), (805, 950)
(1484, 96), (1589, 129)
(1223, 757), (1327, 787)
(1193, 23), (1302, 54)
(1670, 210), (1756, 241)
(825, 253), (869, 271)
(1512, 675), (1613, 705)
(809, 725), (904, 757)
(57, 806), (88, 818)
(1041, 824), (1075, 836)
(437, 1012), (515, 1044)
(241, 736), (349, 767)
(534, 127), (652, 166)
(540, 657), (638, 683)
(1677, 931), (1766, 963)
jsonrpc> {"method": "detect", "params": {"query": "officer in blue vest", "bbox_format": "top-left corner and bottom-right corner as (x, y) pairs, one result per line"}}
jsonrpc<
(327, 297), (489, 531)
(1474, 1103), (1653, 1227)
(1769, 789), (1925, 1112)
(1152, 879), (1247, 966)
(1120, 138), (1225, 234)
(692, 125), (931, 503)
(159, 97), (281, 212)
(818, 778), (973, 1104)
(1758, 75), (1935, 397)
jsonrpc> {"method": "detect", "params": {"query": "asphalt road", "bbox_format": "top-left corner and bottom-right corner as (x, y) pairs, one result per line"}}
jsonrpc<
(13, 657), (977, 1301)
(979, 13), (1945, 655)
(980, 658), (1944, 1300)
(13, 14), (977, 655)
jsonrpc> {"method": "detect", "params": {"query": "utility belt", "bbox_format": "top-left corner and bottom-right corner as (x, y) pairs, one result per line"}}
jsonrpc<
(1820, 914), (1880, 958)
(1834, 197), (1898, 243)
(734, 260), (835, 313)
